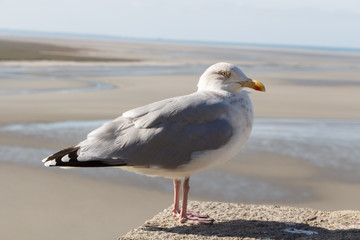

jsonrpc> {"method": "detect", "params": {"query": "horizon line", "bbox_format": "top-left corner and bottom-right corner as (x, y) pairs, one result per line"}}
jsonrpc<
(1, 28), (359, 53)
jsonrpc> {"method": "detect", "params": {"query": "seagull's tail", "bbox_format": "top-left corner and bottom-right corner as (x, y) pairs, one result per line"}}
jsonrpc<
(42, 146), (128, 168)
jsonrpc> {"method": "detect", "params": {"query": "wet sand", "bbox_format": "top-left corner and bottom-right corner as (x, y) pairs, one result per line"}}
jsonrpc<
(0, 162), (170, 240)
(0, 36), (360, 239)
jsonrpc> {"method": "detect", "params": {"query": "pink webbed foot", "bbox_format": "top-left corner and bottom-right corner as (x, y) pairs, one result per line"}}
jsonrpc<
(173, 210), (214, 224)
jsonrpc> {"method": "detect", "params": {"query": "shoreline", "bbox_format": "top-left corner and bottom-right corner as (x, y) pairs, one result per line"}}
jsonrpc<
(0, 73), (359, 124)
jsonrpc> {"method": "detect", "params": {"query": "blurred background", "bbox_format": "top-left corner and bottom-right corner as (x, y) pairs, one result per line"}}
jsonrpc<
(0, 0), (359, 239)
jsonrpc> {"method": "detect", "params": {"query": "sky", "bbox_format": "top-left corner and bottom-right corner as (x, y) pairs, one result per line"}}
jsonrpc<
(0, 0), (360, 48)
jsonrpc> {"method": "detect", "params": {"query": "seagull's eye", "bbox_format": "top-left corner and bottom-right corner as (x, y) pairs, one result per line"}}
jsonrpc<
(221, 71), (229, 77)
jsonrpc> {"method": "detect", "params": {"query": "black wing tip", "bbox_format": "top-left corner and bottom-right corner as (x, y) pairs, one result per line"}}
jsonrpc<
(51, 160), (128, 168)
(43, 146), (80, 167)
(43, 146), (128, 168)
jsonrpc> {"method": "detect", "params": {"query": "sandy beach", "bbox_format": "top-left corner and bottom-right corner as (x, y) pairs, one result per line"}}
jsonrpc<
(1, 36), (360, 239)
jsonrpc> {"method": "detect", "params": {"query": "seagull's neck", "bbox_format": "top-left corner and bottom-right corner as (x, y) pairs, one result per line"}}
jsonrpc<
(197, 87), (240, 98)
(197, 86), (225, 93)
(197, 79), (242, 95)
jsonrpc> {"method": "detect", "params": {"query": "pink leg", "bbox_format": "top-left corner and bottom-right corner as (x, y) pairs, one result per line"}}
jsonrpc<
(178, 177), (214, 224)
(179, 177), (190, 223)
(172, 179), (181, 216)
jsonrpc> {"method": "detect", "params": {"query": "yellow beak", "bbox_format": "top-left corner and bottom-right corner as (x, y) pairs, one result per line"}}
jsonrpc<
(242, 79), (266, 92)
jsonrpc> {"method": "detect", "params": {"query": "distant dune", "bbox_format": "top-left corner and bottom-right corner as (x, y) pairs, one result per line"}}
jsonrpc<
(0, 39), (139, 62)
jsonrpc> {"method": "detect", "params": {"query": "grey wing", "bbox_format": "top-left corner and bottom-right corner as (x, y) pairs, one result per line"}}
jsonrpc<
(73, 92), (233, 169)
(123, 92), (230, 128)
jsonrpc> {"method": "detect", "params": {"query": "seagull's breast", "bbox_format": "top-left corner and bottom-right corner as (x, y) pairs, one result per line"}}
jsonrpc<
(180, 92), (254, 175)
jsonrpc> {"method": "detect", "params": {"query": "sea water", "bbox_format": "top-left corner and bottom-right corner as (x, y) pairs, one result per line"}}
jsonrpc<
(1, 118), (359, 202)
(2, 119), (359, 168)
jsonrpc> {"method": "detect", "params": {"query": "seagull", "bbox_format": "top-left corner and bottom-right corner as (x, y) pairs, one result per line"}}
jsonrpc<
(42, 62), (265, 224)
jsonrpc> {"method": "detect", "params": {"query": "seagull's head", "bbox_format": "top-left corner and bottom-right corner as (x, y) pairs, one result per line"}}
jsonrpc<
(197, 62), (266, 93)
